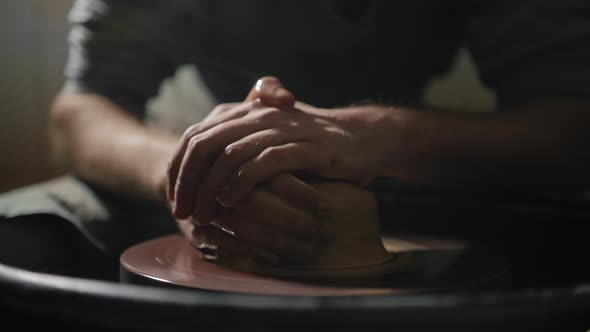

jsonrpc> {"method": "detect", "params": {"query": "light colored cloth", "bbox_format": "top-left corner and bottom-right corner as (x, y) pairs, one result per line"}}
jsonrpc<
(0, 176), (178, 256)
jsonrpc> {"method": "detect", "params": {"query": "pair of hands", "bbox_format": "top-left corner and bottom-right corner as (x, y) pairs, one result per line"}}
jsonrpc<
(166, 77), (387, 262)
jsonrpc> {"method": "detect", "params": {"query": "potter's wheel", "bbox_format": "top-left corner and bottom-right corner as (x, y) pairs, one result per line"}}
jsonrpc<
(120, 234), (507, 296)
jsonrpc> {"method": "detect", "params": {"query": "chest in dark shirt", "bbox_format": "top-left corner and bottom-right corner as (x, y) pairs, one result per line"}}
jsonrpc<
(176, 0), (467, 107)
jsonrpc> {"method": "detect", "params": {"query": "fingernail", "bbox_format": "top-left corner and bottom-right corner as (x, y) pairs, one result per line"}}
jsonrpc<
(196, 243), (218, 260)
(190, 215), (208, 226)
(211, 221), (236, 237)
(217, 185), (233, 207)
(275, 87), (290, 98)
(255, 78), (264, 92)
(192, 210), (210, 225)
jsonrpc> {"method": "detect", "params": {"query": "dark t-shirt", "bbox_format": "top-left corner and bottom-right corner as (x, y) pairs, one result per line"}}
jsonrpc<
(64, 0), (590, 117)
(60, 0), (590, 286)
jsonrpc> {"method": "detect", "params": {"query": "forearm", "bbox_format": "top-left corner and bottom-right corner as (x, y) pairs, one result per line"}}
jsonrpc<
(376, 101), (590, 194)
(50, 93), (179, 201)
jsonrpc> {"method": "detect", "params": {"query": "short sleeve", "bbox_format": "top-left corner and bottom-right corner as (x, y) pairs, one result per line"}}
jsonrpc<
(63, 0), (192, 117)
(465, 0), (590, 108)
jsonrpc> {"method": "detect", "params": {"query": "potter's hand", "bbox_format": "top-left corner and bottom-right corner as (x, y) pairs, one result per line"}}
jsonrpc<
(167, 77), (295, 219)
(189, 173), (330, 261)
(169, 77), (387, 224)
(168, 77), (331, 252)
(168, 77), (327, 221)
(190, 173), (330, 263)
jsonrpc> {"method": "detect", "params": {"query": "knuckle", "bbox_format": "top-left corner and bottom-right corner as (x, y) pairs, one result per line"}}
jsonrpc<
(182, 123), (201, 139)
(187, 136), (199, 151)
(256, 107), (282, 123)
(223, 144), (242, 159)
(249, 99), (263, 109)
(187, 134), (206, 151)
(278, 119), (298, 131)
(261, 146), (288, 164)
(212, 103), (231, 115)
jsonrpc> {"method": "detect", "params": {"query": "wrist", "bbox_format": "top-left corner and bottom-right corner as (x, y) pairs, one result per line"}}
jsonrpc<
(147, 134), (179, 204)
(342, 105), (437, 184)
(152, 165), (169, 203)
(373, 106), (497, 187)
(330, 105), (411, 183)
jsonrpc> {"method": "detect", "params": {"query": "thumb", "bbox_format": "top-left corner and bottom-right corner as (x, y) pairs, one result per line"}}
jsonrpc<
(245, 76), (296, 108)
